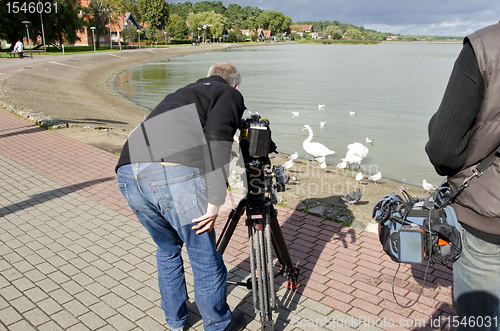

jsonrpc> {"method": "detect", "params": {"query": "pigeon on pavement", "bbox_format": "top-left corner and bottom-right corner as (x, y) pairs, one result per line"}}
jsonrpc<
(341, 187), (362, 205)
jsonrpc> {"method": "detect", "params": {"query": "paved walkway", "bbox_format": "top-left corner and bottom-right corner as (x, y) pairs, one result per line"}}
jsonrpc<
(0, 60), (455, 331)
(0, 53), (62, 76)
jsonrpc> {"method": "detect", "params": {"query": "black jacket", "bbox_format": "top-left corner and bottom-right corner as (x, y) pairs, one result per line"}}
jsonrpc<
(116, 75), (246, 205)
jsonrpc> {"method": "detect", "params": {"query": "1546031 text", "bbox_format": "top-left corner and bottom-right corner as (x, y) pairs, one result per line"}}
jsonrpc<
(6, 2), (58, 14)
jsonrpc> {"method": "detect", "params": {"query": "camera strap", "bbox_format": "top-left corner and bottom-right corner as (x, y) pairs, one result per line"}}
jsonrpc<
(446, 144), (500, 206)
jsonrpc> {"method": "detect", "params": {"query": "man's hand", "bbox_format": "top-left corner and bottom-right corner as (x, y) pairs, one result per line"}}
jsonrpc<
(191, 203), (221, 234)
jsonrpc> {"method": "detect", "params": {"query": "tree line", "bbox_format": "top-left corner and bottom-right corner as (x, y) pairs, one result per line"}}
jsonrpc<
(1, 0), (401, 49)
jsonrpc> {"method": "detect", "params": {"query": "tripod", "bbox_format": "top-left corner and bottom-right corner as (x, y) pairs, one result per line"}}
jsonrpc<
(216, 193), (299, 331)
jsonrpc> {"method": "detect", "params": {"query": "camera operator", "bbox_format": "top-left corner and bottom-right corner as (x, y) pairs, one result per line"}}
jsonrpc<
(426, 23), (500, 330)
(115, 62), (246, 331)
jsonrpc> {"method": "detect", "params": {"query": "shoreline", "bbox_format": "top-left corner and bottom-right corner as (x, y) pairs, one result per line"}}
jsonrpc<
(0, 43), (430, 231)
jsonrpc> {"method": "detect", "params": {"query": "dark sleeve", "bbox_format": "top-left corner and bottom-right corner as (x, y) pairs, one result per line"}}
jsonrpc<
(203, 87), (246, 205)
(425, 40), (484, 176)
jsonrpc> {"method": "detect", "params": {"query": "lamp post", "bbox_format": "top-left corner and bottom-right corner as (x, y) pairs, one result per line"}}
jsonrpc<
(90, 27), (96, 52)
(21, 21), (32, 59)
(137, 30), (141, 49)
(39, 11), (46, 54)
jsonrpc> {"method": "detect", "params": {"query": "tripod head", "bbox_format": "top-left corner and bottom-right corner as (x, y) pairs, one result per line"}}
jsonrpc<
(239, 115), (288, 204)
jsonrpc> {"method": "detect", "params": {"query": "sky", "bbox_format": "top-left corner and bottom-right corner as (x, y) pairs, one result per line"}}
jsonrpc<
(194, 0), (500, 36)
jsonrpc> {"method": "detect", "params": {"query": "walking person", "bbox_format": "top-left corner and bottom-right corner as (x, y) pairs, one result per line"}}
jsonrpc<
(426, 22), (500, 330)
(115, 62), (246, 330)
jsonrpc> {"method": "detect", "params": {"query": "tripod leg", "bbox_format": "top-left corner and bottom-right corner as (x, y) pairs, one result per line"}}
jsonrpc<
(248, 216), (275, 331)
(269, 211), (299, 289)
(265, 219), (276, 309)
(248, 223), (258, 310)
(254, 227), (266, 321)
(216, 198), (247, 255)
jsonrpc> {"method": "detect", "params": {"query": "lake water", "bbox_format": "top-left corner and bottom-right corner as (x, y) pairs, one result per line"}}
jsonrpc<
(114, 42), (464, 187)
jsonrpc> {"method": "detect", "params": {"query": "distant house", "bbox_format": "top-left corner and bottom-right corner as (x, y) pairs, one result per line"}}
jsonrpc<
(290, 24), (313, 36)
(75, 0), (141, 46)
(386, 35), (399, 41)
(310, 32), (324, 39)
(239, 28), (272, 39)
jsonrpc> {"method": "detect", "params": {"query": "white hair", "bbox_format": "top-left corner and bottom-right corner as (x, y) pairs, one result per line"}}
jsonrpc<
(207, 62), (241, 87)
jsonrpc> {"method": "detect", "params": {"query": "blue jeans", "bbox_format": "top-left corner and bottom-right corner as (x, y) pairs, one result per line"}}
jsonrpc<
(454, 224), (500, 331)
(117, 163), (231, 330)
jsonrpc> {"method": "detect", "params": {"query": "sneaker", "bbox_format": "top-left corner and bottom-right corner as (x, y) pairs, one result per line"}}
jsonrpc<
(167, 324), (185, 331)
(226, 311), (246, 331)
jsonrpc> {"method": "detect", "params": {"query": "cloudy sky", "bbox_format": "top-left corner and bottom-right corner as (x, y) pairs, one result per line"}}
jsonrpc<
(206, 0), (500, 36)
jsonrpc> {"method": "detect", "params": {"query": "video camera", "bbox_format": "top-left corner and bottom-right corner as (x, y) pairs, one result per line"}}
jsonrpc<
(238, 115), (288, 203)
(372, 184), (461, 265)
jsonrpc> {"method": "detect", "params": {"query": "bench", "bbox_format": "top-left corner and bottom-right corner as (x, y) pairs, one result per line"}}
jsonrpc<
(8, 50), (43, 57)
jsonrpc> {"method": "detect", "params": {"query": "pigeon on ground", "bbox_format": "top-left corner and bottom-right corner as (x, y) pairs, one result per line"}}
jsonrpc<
(341, 187), (362, 205)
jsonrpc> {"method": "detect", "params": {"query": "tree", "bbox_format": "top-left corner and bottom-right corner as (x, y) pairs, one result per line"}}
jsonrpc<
(241, 6), (261, 19)
(168, 13), (182, 28)
(169, 19), (188, 39)
(256, 10), (291, 35)
(139, 0), (169, 30)
(241, 16), (258, 31)
(83, 0), (111, 47)
(344, 28), (363, 40)
(227, 29), (244, 42)
(126, 0), (143, 23)
(122, 23), (138, 43)
(186, 10), (226, 41)
(325, 25), (342, 39)
(1, 0), (82, 48)
(168, 1), (192, 20)
(224, 3), (244, 28)
(192, 1), (225, 15)
(145, 26), (161, 42)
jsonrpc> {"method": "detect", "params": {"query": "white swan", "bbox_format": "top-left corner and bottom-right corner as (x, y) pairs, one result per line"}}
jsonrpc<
(318, 104), (325, 110)
(341, 153), (363, 168)
(341, 142), (369, 168)
(302, 124), (335, 158)
(292, 111), (300, 117)
(347, 142), (369, 159)
(320, 121), (327, 128)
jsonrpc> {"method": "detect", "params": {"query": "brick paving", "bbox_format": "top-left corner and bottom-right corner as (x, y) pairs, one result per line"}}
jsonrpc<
(0, 107), (456, 330)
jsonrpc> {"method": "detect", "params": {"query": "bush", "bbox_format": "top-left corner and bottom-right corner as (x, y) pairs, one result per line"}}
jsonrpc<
(170, 39), (192, 44)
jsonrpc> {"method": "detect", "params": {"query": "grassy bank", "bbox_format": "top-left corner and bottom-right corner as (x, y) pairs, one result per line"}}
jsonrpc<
(299, 39), (380, 45)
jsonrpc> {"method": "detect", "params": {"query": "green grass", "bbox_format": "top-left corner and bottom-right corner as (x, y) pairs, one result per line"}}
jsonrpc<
(299, 39), (380, 45)
(0, 43), (185, 57)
